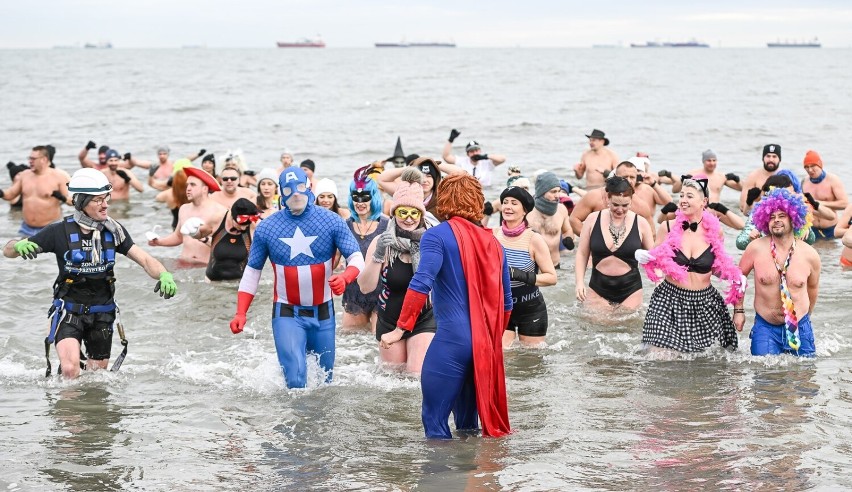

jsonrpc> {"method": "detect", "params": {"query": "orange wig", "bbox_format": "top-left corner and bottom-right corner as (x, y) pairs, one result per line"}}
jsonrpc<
(436, 174), (484, 223)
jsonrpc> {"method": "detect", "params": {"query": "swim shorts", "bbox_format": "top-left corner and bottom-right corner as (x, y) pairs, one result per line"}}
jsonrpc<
(750, 312), (815, 357)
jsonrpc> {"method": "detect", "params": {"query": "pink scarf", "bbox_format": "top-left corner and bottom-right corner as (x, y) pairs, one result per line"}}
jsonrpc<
(643, 209), (744, 305)
(501, 219), (528, 238)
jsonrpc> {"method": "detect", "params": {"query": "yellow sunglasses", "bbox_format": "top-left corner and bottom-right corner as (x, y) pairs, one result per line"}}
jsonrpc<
(394, 207), (422, 220)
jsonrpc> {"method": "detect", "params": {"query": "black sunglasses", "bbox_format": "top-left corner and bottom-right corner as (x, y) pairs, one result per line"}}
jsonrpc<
(222, 176), (239, 182)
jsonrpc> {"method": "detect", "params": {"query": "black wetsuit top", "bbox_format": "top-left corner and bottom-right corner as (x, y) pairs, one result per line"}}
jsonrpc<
(205, 216), (251, 281)
(673, 247), (714, 274)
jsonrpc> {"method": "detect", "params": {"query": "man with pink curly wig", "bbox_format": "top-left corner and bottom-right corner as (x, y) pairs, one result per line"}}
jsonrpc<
(734, 188), (821, 356)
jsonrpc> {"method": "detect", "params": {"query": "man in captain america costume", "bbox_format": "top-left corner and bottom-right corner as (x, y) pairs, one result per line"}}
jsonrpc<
(230, 167), (364, 388)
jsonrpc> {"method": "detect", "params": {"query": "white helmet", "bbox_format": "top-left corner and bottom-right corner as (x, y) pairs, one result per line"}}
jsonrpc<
(68, 168), (112, 195)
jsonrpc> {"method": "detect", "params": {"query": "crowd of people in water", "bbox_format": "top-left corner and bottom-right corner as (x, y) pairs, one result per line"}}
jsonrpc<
(2, 128), (850, 438)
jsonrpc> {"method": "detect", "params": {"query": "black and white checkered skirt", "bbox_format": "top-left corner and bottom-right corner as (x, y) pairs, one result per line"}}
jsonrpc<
(642, 280), (738, 352)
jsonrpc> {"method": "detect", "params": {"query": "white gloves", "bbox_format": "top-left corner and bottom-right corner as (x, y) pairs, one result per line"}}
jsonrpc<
(180, 217), (205, 237)
(634, 249), (655, 265)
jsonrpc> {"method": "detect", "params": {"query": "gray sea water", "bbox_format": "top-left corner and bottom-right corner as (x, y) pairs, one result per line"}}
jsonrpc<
(1, 48), (851, 491)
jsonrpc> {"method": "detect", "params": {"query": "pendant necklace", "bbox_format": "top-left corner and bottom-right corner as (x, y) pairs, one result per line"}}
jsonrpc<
(609, 219), (626, 247)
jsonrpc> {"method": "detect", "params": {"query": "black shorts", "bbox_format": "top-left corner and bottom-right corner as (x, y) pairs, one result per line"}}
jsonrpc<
(54, 311), (116, 360)
(507, 295), (548, 337)
(375, 309), (437, 342)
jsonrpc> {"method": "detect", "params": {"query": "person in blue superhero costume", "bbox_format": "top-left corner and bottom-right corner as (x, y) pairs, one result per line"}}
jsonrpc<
(381, 174), (513, 439)
(3, 168), (177, 379)
(229, 167), (365, 388)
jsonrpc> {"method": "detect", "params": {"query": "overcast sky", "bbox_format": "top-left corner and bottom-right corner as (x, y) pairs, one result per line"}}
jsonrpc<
(2, 0), (851, 48)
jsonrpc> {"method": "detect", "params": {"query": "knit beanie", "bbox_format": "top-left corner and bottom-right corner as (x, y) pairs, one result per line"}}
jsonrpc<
(702, 149), (716, 162)
(391, 167), (426, 215)
(763, 144), (781, 160)
(534, 171), (560, 216)
(803, 150), (822, 168)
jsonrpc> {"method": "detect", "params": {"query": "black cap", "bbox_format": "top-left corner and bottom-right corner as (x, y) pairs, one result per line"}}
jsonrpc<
(585, 129), (610, 146)
(202, 153), (215, 163)
(763, 144), (781, 160)
(300, 159), (316, 172)
(500, 186), (535, 214)
(231, 197), (260, 217)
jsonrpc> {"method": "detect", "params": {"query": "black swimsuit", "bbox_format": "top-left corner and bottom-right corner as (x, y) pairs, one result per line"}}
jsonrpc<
(205, 217), (251, 281)
(588, 213), (644, 304)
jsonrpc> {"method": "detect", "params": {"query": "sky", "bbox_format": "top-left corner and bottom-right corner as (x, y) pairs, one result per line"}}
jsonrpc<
(2, 0), (851, 48)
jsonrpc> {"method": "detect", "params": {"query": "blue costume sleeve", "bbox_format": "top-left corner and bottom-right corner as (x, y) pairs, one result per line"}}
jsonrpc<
(408, 228), (444, 295)
(333, 216), (361, 259)
(246, 222), (270, 269)
(501, 250), (512, 311)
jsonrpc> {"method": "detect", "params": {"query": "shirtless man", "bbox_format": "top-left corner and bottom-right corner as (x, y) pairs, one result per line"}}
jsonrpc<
(740, 144), (781, 214)
(78, 142), (111, 171)
(0, 146), (71, 236)
(141, 146), (206, 191)
(800, 150), (848, 240)
(686, 150), (743, 203)
(734, 188), (820, 356)
(101, 150), (143, 200)
(573, 129), (619, 189)
(210, 166), (256, 209)
(148, 167), (226, 264)
(441, 129), (507, 189)
(570, 161), (654, 236)
(526, 171), (575, 268)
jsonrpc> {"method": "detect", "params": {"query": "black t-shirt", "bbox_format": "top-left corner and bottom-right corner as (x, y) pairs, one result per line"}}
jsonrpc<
(29, 219), (134, 304)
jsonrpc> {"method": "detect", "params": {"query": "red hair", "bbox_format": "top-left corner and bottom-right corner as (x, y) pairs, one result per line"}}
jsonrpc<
(436, 174), (484, 222)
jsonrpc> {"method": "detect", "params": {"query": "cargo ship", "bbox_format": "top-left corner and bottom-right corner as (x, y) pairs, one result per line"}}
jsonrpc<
(767, 38), (821, 48)
(375, 41), (456, 48)
(277, 37), (325, 48)
(630, 40), (709, 48)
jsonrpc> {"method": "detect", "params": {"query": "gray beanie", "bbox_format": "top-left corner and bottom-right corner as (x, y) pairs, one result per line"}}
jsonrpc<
(702, 149), (716, 162)
(534, 171), (561, 198)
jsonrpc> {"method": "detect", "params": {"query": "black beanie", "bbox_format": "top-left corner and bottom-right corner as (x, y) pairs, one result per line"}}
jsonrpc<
(763, 144), (781, 160)
(500, 186), (535, 214)
(300, 159), (316, 172)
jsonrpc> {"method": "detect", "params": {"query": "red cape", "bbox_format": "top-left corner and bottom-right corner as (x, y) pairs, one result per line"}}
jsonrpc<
(447, 217), (511, 438)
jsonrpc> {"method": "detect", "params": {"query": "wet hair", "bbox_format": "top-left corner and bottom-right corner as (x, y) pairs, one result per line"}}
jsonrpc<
(436, 174), (484, 222)
(605, 175), (634, 197)
(31, 145), (49, 159)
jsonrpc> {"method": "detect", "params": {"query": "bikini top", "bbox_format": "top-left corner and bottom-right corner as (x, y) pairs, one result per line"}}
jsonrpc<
(673, 246), (714, 274)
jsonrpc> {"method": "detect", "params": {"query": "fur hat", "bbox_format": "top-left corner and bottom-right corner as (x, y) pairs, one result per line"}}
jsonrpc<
(391, 167), (426, 215)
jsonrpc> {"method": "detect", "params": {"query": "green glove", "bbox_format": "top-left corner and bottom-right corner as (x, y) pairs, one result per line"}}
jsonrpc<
(14, 239), (41, 260)
(154, 271), (177, 299)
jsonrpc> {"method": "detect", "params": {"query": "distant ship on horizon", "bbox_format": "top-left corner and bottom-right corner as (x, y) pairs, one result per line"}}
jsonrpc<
(277, 37), (325, 48)
(84, 41), (112, 49)
(767, 37), (821, 48)
(630, 40), (709, 48)
(375, 41), (456, 48)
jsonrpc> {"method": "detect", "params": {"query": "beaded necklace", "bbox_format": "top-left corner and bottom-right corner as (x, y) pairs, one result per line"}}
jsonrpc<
(770, 236), (800, 351)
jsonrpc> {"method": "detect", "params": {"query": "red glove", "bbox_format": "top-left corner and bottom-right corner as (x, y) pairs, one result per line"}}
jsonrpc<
(328, 265), (360, 296)
(503, 310), (513, 331)
(397, 289), (429, 331)
(230, 314), (246, 334)
(230, 291), (254, 334)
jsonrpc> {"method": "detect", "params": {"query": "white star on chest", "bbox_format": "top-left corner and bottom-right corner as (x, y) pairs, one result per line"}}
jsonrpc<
(280, 226), (318, 260)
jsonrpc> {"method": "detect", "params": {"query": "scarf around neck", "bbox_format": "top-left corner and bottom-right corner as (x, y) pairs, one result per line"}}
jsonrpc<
(385, 219), (426, 272)
(534, 197), (558, 216)
(809, 170), (827, 184)
(73, 210), (126, 264)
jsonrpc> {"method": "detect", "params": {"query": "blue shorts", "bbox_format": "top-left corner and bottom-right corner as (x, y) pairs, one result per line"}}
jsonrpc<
(750, 313), (815, 357)
(19, 221), (44, 237)
(812, 225), (836, 240)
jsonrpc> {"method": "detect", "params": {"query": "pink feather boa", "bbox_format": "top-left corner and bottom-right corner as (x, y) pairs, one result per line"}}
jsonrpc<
(643, 209), (744, 305)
